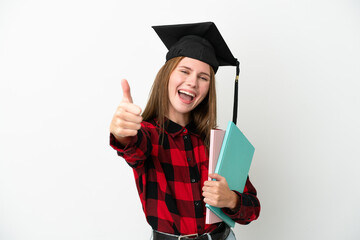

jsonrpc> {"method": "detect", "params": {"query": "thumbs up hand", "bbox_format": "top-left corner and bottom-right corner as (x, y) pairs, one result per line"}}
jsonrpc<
(110, 79), (143, 145)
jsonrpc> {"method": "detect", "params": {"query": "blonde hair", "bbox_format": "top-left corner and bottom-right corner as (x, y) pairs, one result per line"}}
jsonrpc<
(142, 56), (217, 147)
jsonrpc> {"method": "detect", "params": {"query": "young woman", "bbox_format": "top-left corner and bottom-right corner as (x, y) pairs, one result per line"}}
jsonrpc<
(110, 22), (260, 240)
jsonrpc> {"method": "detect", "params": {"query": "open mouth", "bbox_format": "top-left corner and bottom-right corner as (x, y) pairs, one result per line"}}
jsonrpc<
(178, 90), (195, 102)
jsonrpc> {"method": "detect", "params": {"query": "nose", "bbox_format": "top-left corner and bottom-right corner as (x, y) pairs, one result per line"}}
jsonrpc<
(186, 73), (198, 88)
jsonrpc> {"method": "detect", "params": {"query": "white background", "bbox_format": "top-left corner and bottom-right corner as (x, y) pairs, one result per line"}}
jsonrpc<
(1, 0), (359, 239)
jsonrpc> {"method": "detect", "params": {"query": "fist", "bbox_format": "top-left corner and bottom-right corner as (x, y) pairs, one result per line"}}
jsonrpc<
(110, 79), (143, 144)
(202, 173), (239, 210)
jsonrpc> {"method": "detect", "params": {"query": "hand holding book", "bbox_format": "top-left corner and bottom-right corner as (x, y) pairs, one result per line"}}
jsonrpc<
(202, 173), (240, 211)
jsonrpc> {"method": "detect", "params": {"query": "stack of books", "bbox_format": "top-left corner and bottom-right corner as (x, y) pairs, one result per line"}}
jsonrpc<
(205, 121), (255, 227)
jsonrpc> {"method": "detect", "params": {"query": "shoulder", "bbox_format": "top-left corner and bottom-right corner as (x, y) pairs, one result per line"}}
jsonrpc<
(141, 119), (157, 130)
(140, 119), (161, 136)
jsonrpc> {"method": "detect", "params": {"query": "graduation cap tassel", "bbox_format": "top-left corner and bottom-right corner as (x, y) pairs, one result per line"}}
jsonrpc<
(232, 61), (240, 125)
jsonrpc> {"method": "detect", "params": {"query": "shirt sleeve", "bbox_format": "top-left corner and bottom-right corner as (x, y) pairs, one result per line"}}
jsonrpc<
(221, 176), (260, 225)
(109, 123), (153, 168)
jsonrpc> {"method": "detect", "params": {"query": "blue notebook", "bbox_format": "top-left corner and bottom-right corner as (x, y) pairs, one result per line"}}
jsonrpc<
(205, 121), (255, 227)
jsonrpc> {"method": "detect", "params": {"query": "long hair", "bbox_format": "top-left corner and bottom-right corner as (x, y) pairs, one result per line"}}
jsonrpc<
(142, 56), (217, 148)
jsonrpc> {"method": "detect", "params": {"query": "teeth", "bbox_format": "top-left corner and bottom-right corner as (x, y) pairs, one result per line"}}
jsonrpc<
(179, 90), (195, 97)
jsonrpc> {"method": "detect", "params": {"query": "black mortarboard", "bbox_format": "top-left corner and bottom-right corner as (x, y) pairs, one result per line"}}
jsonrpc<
(152, 22), (241, 124)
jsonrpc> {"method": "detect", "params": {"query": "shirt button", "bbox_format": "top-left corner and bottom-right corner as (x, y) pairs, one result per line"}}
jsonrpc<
(197, 225), (202, 230)
(191, 179), (196, 183)
(187, 157), (191, 162)
(183, 135), (188, 140)
(183, 129), (186, 133)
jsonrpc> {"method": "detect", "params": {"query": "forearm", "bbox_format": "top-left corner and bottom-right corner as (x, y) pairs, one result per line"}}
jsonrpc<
(228, 191), (240, 212)
(222, 177), (260, 224)
(110, 133), (135, 149)
(110, 125), (152, 168)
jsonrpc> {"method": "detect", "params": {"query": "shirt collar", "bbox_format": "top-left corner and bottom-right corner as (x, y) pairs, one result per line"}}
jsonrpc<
(155, 118), (199, 137)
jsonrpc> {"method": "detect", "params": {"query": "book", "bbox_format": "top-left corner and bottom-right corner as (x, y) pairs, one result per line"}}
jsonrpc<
(205, 129), (225, 224)
(205, 121), (255, 228)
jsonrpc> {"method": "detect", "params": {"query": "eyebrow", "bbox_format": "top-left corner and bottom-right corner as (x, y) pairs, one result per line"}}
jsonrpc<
(179, 66), (210, 77)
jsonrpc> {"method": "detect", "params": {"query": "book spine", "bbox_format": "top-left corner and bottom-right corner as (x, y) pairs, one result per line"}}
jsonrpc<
(214, 122), (233, 174)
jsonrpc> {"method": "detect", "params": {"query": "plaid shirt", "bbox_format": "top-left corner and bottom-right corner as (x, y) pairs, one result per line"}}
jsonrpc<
(110, 119), (260, 235)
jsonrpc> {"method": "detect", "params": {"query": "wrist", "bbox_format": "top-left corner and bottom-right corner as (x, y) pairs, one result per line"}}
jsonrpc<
(110, 133), (133, 148)
(229, 191), (240, 212)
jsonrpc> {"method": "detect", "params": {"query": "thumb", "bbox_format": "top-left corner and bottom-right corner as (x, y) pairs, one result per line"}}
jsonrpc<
(209, 173), (224, 181)
(121, 79), (133, 103)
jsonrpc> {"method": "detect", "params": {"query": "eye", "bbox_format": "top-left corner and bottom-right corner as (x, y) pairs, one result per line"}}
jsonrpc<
(200, 76), (209, 81)
(180, 70), (189, 74)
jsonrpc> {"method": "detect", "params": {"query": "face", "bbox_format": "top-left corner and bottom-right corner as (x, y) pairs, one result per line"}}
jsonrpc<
(167, 57), (211, 125)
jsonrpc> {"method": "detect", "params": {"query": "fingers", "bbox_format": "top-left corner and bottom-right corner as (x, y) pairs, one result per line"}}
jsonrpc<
(203, 197), (220, 206)
(202, 179), (234, 208)
(208, 173), (224, 181)
(204, 174), (225, 187)
(203, 191), (236, 209)
(115, 116), (142, 131)
(202, 180), (221, 201)
(112, 127), (139, 139)
(110, 117), (141, 138)
(202, 190), (224, 208)
(116, 102), (142, 125)
(119, 102), (142, 116)
(121, 79), (133, 103)
(202, 174), (231, 208)
(202, 184), (218, 194)
(111, 104), (143, 138)
(203, 180), (220, 188)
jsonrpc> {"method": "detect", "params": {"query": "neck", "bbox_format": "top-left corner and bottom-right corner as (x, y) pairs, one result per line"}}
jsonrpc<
(167, 111), (190, 127)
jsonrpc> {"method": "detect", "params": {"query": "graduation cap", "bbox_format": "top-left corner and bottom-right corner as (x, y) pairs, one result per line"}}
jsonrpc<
(152, 22), (241, 124)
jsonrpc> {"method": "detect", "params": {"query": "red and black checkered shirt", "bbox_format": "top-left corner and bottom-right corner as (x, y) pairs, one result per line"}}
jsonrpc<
(110, 119), (260, 235)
